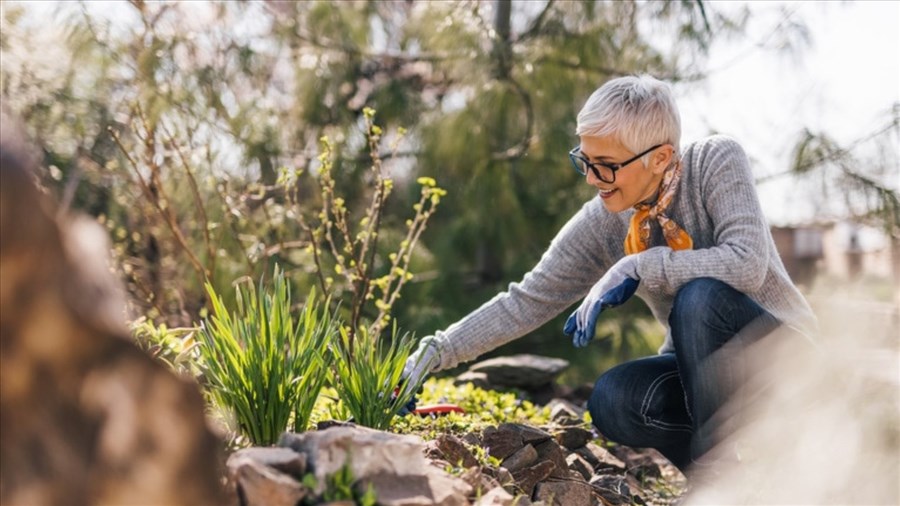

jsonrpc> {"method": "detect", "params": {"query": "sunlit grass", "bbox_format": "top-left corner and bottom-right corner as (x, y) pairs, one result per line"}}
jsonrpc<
(328, 325), (418, 430)
(197, 266), (334, 445)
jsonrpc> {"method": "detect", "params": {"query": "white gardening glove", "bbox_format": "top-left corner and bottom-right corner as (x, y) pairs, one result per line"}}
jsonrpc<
(564, 254), (640, 348)
(402, 338), (441, 390)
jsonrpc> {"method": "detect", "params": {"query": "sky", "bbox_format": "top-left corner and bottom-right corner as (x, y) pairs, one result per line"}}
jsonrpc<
(672, 0), (900, 227)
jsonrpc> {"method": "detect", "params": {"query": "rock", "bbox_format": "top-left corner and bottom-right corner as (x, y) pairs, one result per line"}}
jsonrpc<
(316, 419), (356, 430)
(279, 427), (473, 505)
(227, 447), (307, 479)
(485, 466), (515, 488)
(624, 474), (648, 505)
(279, 426), (427, 493)
(568, 469), (587, 482)
(499, 423), (552, 445)
(460, 466), (500, 497)
(566, 453), (594, 481)
(511, 496), (533, 506)
(425, 440), (444, 461)
(465, 355), (569, 390)
(533, 440), (569, 479)
(510, 461), (555, 497)
(501, 444), (538, 473)
(474, 486), (516, 506)
(553, 426), (592, 450)
(231, 457), (308, 506)
(607, 446), (664, 480)
(428, 458), (453, 471)
(0, 120), (225, 506)
(482, 426), (525, 460)
(435, 434), (479, 468)
(360, 469), (471, 506)
(455, 371), (492, 390)
(533, 480), (592, 506)
(463, 432), (483, 447)
(589, 475), (631, 506)
(546, 398), (586, 425)
(574, 443), (626, 473)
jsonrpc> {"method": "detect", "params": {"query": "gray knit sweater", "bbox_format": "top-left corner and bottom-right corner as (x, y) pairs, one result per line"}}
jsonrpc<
(424, 135), (818, 372)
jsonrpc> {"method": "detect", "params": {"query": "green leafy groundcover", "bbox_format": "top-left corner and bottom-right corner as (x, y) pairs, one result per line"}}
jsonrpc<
(310, 377), (558, 437)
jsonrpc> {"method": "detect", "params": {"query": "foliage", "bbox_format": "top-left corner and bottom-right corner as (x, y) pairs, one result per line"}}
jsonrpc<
(328, 324), (418, 430)
(285, 109), (446, 342)
(300, 462), (377, 506)
(0, 0), (731, 339)
(309, 386), (353, 425)
(130, 316), (200, 377)
(2, 0), (839, 372)
(197, 267), (334, 445)
(392, 377), (553, 438)
(782, 118), (900, 239)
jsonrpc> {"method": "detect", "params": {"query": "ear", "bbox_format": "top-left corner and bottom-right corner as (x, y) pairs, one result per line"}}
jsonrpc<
(649, 145), (675, 175)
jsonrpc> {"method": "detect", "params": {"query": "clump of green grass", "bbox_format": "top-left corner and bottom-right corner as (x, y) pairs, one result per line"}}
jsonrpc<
(328, 324), (418, 430)
(197, 266), (334, 445)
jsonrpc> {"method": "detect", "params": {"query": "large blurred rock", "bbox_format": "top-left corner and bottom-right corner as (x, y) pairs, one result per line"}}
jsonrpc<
(0, 114), (224, 504)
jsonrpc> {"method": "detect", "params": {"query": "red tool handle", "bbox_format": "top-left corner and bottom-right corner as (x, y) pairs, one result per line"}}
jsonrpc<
(413, 404), (466, 416)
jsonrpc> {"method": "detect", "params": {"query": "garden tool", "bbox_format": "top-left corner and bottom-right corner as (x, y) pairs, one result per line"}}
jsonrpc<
(393, 387), (465, 418)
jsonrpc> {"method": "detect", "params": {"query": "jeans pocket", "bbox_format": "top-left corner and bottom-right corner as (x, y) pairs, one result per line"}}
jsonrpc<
(641, 371), (693, 433)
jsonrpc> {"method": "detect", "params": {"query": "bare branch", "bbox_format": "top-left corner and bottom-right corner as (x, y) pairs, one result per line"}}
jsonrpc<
(108, 123), (208, 282)
(517, 0), (557, 42)
(490, 77), (534, 162)
(160, 121), (216, 276)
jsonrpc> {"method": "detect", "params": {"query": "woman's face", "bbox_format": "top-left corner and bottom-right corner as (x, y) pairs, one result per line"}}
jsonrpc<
(578, 135), (672, 213)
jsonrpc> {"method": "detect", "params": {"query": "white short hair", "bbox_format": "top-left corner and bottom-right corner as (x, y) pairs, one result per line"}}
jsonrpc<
(576, 75), (681, 160)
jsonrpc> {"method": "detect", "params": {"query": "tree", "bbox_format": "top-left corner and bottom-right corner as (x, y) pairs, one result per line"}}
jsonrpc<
(2, 0), (743, 366)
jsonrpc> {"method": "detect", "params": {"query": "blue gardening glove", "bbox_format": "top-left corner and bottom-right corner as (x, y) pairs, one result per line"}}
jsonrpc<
(564, 255), (640, 347)
(395, 389), (420, 416)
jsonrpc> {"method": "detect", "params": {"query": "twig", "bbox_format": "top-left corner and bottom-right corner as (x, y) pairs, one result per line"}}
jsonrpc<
(160, 121), (216, 275)
(108, 122), (208, 281)
(517, 0), (557, 42)
(491, 77), (534, 161)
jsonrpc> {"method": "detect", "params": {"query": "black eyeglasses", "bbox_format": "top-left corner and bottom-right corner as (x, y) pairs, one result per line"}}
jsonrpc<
(568, 144), (663, 183)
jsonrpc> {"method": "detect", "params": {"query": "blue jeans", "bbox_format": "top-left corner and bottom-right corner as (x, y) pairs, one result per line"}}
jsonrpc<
(587, 278), (781, 472)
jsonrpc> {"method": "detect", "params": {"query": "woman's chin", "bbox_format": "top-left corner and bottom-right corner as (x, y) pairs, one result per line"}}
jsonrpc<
(600, 195), (630, 213)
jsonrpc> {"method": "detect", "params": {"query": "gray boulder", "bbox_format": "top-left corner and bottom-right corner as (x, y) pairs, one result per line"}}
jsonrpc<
(279, 426), (472, 505)
(457, 355), (569, 390)
(228, 456), (309, 506)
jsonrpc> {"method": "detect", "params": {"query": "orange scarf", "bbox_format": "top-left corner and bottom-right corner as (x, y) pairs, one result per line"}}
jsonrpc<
(624, 160), (693, 255)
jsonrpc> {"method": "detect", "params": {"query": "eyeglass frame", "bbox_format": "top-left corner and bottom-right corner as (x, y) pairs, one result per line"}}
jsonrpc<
(568, 143), (664, 183)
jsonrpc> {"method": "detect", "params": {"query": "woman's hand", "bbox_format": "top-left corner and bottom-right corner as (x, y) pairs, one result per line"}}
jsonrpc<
(564, 255), (640, 347)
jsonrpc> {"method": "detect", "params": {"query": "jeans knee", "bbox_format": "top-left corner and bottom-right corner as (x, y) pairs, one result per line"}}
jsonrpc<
(669, 278), (736, 332)
(588, 375), (631, 442)
(672, 278), (730, 313)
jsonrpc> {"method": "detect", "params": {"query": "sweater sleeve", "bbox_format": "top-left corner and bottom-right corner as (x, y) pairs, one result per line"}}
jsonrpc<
(425, 199), (610, 371)
(635, 136), (770, 296)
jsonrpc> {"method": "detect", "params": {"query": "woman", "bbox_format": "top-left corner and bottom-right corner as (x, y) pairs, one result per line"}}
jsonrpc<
(402, 75), (817, 473)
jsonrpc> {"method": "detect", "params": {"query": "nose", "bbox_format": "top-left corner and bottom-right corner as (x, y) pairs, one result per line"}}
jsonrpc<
(585, 168), (601, 186)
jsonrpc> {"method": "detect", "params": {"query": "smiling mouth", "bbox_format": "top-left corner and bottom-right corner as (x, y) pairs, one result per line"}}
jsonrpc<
(598, 188), (617, 198)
